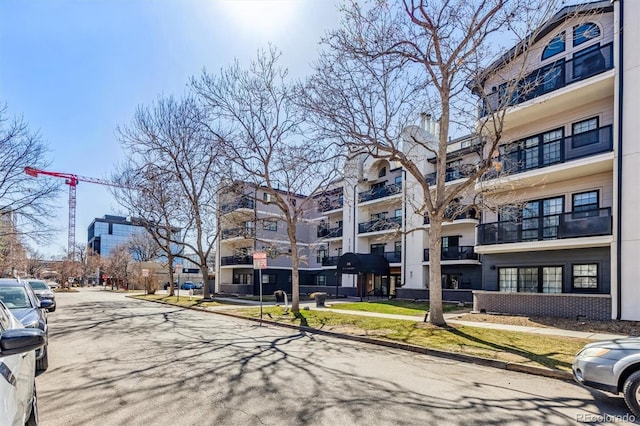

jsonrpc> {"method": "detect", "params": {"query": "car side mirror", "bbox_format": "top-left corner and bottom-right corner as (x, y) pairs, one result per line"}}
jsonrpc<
(39, 299), (54, 311)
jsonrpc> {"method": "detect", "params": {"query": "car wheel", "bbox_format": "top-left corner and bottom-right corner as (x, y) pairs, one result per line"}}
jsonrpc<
(26, 382), (38, 426)
(49, 306), (56, 313)
(623, 370), (640, 417)
(36, 345), (48, 372)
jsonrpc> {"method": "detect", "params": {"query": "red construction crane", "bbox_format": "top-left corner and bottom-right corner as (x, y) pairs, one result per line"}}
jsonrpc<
(24, 166), (130, 258)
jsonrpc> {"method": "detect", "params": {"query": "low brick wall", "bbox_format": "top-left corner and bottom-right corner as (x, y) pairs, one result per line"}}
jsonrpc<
(395, 289), (473, 304)
(473, 291), (612, 320)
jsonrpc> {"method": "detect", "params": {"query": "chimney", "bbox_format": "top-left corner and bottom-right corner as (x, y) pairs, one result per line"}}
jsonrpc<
(420, 112), (439, 137)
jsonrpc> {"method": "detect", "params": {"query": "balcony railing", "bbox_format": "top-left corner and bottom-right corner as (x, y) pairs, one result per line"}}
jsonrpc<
(220, 197), (255, 214)
(476, 207), (612, 245)
(382, 251), (401, 263)
(424, 209), (480, 224)
(482, 125), (613, 180)
(321, 256), (341, 266)
(317, 226), (343, 238)
(425, 166), (476, 185)
(480, 42), (613, 116)
(359, 183), (402, 203)
(220, 255), (253, 266)
(358, 216), (402, 234)
(423, 246), (478, 261)
(318, 197), (344, 212)
(221, 227), (255, 240)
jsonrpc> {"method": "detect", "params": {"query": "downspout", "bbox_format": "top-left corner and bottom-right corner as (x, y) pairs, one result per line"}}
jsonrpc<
(616, 0), (624, 320)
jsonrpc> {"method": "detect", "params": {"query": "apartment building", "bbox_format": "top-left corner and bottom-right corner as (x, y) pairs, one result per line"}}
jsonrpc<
(471, 0), (639, 321)
(216, 183), (324, 296)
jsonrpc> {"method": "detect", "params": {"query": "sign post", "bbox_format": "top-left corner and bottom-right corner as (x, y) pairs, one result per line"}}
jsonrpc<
(253, 252), (267, 324)
(175, 263), (182, 300)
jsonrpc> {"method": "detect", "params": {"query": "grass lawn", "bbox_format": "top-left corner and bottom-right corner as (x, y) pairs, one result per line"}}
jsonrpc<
(131, 294), (228, 308)
(328, 300), (465, 316)
(229, 306), (586, 372)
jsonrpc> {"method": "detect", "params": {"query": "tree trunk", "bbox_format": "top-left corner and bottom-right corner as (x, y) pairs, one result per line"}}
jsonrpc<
(427, 217), (446, 326)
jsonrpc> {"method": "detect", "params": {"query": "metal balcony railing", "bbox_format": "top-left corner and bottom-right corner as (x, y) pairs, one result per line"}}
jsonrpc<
(423, 246), (478, 261)
(221, 227), (255, 240)
(480, 42), (613, 116)
(318, 197), (344, 212)
(317, 226), (343, 238)
(425, 166), (476, 185)
(358, 183), (402, 203)
(220, 255), (253, 266)
(220, 197), (255, 214)
(476, 207), (612, 245)
(321, 256), (341, 266)
(382, 251), (401, 263)
(358, 216), (402, 234)
(481, 125), (613, 181)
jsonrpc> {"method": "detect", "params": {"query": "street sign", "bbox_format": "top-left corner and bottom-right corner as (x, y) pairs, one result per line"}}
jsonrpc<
(253, 252), (267, 269)
(142, 269), (149, 278)
(175, 263), (182, 274)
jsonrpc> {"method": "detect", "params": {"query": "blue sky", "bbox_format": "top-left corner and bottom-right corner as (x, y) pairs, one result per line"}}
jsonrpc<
(0, 0), (341, 258)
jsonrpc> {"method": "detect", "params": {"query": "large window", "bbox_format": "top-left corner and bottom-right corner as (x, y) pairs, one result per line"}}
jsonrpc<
(572, 117), (599, 148)
(502, 128), (563, 172)
(542, 32), (566, 60)
(263, 220), (277, 231)
(573, 264), (598, 290)
(573, 23), (600, 47)
(317, 248), (327, 263)
(573, 44), (606, 79)
(521, 196), (564, 241)
(573, 190), (599, 215)
(499, 266), (563, 293)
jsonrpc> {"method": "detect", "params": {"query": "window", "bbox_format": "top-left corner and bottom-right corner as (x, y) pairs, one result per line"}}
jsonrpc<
(394, 241), (402, 254)
(378, 167), (387, 178)
(337, 248), (342, 257)
(499, 266), (563, 293)
(262, 274), (277, 284)
(573, 23), (600, 47)
(371, 212), (387, 220)
(394, 209), (402, 218)
(573, 191), (599, 216)
(573, 44), (606, 79)
(263, 192), (272, 202)
(263, 220), (277, 231)
(317, 248), (327, 263)
(542, 32), (565, 60)
(370, 243), (385, 255)
(316, 275), (327, 286)
(572, 117), (599, 148)
(573, 264), (598, 290)
(394, 175), (402, 186)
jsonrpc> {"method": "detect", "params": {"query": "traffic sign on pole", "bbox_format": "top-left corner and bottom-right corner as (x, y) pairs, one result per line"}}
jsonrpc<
(253, 252), (267, 269)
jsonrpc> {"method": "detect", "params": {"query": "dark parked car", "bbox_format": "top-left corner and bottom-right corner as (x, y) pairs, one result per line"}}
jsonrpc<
(0, 278), (54, 371)
(27, 279), (56, 312)
(163, 281), (178, 290)
(573, 337), (640, 416)
(0, 298), (45, 425)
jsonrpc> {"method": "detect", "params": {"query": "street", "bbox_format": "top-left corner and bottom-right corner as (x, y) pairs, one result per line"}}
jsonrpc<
(36, 288), (634, 425)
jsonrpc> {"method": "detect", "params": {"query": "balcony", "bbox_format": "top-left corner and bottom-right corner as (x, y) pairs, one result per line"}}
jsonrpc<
(423, 246), (478, 261)
(425, 166), (476, 185)
(221, 227), (255, 240)
(424, 209), (480, 224)
(220, 197), (255, 214)
(359, 183), (402, 203)
(321, 256), (341, 266)
(318, 197), (344, 212)
(476, 208), (612, 245)
(220, 255), (253, 266)
(358, 216), (402, 234)
(317, 226), (343, 238)
(481, 125), (612, 181)
(382, 251), (401, 263)
(481, 42), (613, 117)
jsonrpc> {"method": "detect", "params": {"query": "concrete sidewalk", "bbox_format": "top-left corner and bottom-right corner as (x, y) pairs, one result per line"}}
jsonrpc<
(210, 296), (629, 341)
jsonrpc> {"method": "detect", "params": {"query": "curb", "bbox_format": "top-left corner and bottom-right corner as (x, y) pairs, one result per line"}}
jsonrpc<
(133, 296), (574, 382)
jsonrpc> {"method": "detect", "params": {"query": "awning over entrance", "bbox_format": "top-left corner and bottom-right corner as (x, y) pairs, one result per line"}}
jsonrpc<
(336, 252), (390, 275)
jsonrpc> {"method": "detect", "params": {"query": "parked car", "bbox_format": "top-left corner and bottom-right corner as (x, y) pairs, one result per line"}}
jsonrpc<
(163, 282), (178, 290)
(572, 337), (640, 416)
(0, 298), (46, 425)
(180, 281), (195, 290)
(46, 281), (59, 289)
(194, 282), (203, 290)
(0, 278), (54, 371)
(26, 279), (56, 312)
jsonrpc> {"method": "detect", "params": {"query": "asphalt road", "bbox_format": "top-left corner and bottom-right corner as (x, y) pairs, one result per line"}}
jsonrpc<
(35, 288), (635, 425)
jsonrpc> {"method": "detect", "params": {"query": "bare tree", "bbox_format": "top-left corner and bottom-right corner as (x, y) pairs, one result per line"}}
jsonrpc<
(127, 232), (161, 262)
(0, 104), (61, 246)
(104, 244), (132, 290)
(301, 0), (559, 325)
(192, 47), (343, 314)
(115, 95), (220, 298)
(25, 248), (47, 278)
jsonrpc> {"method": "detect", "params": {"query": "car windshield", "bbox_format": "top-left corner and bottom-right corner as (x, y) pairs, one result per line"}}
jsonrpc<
(0, 286), (32, 309)
(28, 281), (48, 290)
